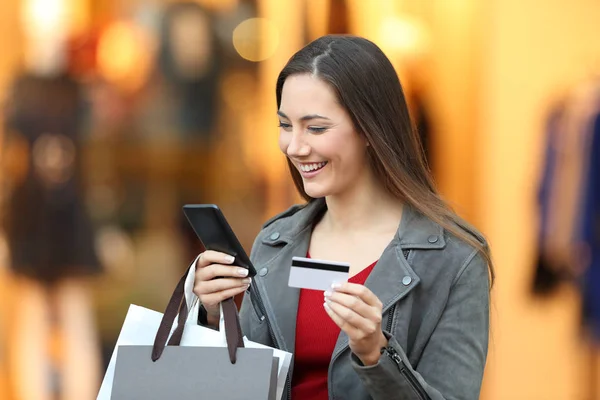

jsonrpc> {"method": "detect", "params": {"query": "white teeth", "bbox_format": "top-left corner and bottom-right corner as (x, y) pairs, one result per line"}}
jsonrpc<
(300, 162), (327, 172)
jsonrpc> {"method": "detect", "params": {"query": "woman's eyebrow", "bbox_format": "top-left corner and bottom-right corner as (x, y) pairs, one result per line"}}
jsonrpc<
(277, 110), (331, 121)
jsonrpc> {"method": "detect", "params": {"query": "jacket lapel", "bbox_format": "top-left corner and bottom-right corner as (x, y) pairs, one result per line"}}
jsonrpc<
(254, 231), (307, 353)
(332, 204), (446, 358)
(252, 200), (326, 353)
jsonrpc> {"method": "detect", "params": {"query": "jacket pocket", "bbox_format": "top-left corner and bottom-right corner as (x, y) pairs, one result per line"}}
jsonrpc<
(248, 289), (266, 324)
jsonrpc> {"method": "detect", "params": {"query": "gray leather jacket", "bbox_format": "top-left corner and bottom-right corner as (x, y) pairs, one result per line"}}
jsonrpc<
(239, 198), (490, 400)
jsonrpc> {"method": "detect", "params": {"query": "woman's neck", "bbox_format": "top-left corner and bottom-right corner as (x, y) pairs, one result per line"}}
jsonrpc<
(321, 178), (403, 236)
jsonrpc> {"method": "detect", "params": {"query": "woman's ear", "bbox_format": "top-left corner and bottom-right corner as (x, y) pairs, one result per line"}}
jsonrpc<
(360, 132), (370, 147)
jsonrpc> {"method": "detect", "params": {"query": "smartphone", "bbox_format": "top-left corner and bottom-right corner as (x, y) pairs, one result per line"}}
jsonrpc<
(182, 204), (257, 278)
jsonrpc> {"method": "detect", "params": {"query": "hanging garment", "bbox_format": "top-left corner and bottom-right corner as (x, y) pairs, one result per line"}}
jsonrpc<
(157, 1), (222, 139)
(544, 83), (600, 274)
(3, 74), (101, 284)
(532, 103), (571, 295)
(580, 111), (600, 338)
(532, 79), (600, 340)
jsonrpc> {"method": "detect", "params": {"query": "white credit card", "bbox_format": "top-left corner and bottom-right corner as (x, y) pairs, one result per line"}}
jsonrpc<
(288, 256), (350, 291)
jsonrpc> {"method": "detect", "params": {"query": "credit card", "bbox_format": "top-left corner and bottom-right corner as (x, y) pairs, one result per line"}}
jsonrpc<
(288, 256), (350, 291)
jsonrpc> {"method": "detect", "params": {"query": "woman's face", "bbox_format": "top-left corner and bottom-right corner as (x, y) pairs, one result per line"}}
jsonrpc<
(278, 74), (370, 199)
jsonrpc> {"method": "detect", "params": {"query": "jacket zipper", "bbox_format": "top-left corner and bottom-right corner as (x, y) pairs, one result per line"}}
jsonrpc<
(385, 303), (396, 332)
(248, 284), (278, 346)
(249, 289), (266, 323)
(385, 250), (410, 333)
(382, 346), (431, 400)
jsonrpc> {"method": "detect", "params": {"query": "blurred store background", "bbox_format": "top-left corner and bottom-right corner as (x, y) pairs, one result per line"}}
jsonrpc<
(0, 0), (599, 399)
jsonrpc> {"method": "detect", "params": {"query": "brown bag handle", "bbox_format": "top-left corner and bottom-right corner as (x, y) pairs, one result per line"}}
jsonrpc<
(221, 297), (245, 363)
(151, 265), (244, 364)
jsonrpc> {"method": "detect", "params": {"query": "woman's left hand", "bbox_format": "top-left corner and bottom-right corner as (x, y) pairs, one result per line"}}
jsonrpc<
(324, 282), (388, 366)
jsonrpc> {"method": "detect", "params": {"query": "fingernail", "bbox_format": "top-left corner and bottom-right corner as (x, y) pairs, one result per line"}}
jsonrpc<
(224, 255), (235, 264)
(323, 302), (331, 311)
(243, 278), (252, 284)
(331, 282), (342, 290)
(324, 290), (332, 298)
(237, 268), (249, 277)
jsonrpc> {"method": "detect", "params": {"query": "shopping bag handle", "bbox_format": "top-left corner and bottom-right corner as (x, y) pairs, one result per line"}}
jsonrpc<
(221, 297), (245, 363)
(151, 265), (244, 364)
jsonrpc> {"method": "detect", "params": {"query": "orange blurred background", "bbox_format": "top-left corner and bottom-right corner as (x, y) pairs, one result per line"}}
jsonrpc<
(0, 0), (599, 399)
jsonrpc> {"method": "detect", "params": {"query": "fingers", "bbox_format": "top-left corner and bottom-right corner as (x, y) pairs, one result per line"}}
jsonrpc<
(324, 283), (383, 338)
(199, 284), (249, 308)
(324, 301), (375, 338)
(197, 263), (249, 281)
(193, 250), (251, 308)
(323, 301), (349, 329)
(196, 250), (235, 268)
(194, 267), (250, 302)
(196, 277), (251, 296)
(324, 298), (379, 336)
(324, 290), (381, 323)
(331, 282), (382, 308)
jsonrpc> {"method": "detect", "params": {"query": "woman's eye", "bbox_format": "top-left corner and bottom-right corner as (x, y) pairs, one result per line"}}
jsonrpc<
(278, 122), (292, 130)
(308, 126), (327, 133)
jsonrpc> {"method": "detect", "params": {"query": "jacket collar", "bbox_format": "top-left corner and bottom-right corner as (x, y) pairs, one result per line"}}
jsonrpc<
(262, 197), (446, 251)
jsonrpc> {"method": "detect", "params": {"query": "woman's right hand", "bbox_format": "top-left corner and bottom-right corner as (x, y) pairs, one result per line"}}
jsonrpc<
(192, 251), (251, 326)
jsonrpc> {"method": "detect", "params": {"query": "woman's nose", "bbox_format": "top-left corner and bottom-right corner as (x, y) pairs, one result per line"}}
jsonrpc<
(286, 132), (310, 157)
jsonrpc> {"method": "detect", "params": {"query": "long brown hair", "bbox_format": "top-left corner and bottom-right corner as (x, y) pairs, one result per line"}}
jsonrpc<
(276, 35), (494, 285)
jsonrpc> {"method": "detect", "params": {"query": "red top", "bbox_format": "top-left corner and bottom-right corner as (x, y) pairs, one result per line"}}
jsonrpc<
(291, 254), (377, 400)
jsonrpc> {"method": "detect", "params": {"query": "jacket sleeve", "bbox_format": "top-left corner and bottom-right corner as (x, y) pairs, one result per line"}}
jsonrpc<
(351, 249), (490, 400)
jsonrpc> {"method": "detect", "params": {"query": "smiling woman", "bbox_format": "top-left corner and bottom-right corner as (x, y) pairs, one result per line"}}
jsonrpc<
(191, 35), (492, 400)
(277, 74), (370, 200)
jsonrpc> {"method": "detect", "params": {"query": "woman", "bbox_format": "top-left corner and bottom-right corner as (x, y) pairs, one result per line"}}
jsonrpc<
(191, 35), (492, 400)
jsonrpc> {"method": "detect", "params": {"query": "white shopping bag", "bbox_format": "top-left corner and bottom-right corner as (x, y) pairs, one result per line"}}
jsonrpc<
(97, 303), (291, 400)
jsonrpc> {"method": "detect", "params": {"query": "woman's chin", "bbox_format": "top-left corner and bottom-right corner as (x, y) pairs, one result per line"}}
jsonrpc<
(303, 183), (329, 199)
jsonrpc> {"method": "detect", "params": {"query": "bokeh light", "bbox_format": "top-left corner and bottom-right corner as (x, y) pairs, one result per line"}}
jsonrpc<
(21, 0), (69, 75)
(97, 21), (154, 93)
(379, 16), (431, 59)
(232, 18), (280, 62)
